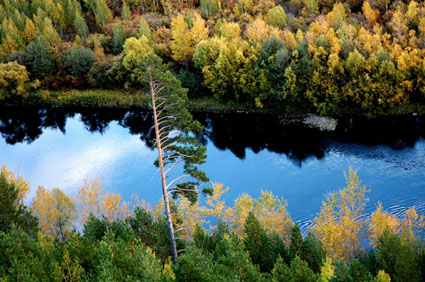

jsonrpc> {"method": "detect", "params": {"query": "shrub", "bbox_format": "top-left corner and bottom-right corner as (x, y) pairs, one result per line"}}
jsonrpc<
(24, 38), (57, 80)
(0, 170), (38, 234)
(266, 6), (287, 29)
(0, 61), (39, 100)
(200, 0), (218, 18)
(6, 51), (27, 65)
(88, 60), (118, 88)
(376, 230), (421, 282)
(95, 230), (165, 281)
(62, 46), (96, 77)
(272, 256), (317, 281)
(0, 226), (53, 281)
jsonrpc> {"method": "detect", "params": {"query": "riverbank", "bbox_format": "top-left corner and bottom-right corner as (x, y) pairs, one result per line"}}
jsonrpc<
(2, 89), (425, 120)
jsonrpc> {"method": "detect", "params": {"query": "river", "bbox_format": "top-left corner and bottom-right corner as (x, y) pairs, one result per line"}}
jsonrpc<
(1, 106), (424, 230)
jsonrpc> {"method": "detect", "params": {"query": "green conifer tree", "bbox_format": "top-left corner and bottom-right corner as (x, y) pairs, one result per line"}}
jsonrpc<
(74, 9), (89, 38)
(200, 0), (218, 18)
(0, 171), (38, 236)
(266, 6), (287, 29)
(112, 22), (127, 55)
(122, 0), (131, 21)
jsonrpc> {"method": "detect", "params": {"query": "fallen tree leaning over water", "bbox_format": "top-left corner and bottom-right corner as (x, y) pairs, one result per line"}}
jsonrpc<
(146, 66), (209, 264)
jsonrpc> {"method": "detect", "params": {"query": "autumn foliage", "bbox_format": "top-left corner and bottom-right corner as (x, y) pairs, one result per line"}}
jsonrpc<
(1, 164), (424, 280)
(1, 0), (425, 115)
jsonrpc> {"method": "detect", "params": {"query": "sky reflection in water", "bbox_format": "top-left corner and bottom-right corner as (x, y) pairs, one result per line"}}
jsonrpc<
(1, 110), (425, 230)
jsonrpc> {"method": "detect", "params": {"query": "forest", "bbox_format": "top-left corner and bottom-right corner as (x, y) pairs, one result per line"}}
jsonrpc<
(1, 0), (425, 115)
(1, 164), (425, 281)
(2, 1), (425, 280)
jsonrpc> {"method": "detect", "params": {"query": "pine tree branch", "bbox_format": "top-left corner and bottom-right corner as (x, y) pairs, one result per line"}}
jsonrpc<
(164, 159), (184, 175)
(166, 174), (192, 190)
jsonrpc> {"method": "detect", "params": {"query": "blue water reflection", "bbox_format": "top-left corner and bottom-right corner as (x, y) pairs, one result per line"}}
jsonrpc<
(0, 107), (424, 229)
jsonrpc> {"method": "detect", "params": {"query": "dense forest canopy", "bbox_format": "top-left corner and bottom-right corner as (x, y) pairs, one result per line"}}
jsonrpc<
(1, 164), (425, 281)
(1, 0), (425, 114)
(2, 1), (425, 279)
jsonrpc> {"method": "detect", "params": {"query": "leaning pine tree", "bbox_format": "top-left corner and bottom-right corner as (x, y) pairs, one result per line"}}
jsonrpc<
(122, 36), (210, 264)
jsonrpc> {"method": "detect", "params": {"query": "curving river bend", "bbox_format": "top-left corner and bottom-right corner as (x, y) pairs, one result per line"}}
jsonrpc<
(1, 106), (424, 231)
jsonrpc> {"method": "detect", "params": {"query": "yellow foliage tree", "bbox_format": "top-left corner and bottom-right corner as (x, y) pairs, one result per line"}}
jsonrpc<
(296, 29), (304, 44)
(171, 12), (208, 66)
(0, 61), (39, 100)
(362, 1), (379, 26)
(23, 18), (36, 44)
(253, 191), (293, 243)
(219, 22), (242, 39)
(369, 202), (400, 247)
(77, 178), (130, 223)
(283, 30), (297, 51)
(375, 270), (391, 282)
(61, 250), (82, 281)
(39, 17), (61, 46)
(174, 183), (233, 237)
(238, 0), (253, 13)
(326, 2), (346, 29)
(170, 14), (192, 65)
(389, 7), (407, 43)
(319, 256), (334, 282)
(356, 27), (382, 54)
(230, 193), (254, 234)
(400, 206), (425, 242)
(406, 1), (419, 26)
(245, 18), (271, 45)
(190, 12), (209, 47)
(0, 34), (18, 59)
(229, 190), (293, 244)
(418, 18), (425, 37)
(202, 182), (234, 231)
(31, 187), (77, 240)
(102, 192), (130, 221)
(203, 182), (231, 218)
(76, 178), (103, 224)
(153, 200), (165, 219)
(182, 183), (293, 242)
(312, 167), (369, 261)
(176, 197), (203, 239)
(122, 36), (154, 70)
(1, 164), (30, 201)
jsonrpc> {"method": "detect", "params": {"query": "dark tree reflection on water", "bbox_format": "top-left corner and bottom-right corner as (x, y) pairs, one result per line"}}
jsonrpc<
(0, 105), (424, 164)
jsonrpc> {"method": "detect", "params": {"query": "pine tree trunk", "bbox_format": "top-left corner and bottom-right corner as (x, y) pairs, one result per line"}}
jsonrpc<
(149, 71), (178, 264)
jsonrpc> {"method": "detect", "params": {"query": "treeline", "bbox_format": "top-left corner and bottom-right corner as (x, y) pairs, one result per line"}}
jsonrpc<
(1, 164), (425, 280)
(1, 0), (425, 114)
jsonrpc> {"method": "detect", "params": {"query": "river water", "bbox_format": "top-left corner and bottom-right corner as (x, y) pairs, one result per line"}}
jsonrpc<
(1, 106), (424, 230)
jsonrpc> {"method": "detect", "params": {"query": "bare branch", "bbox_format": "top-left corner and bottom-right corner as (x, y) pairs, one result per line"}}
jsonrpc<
(164, 159), (184, 175)
(160, 131), (180, 143)
(167, 174), (192, 189)
(168, 187), (197, 195)
(174, 151), (196, 158)
(154, 85), (167, 94)
(155, 97), (168, 109)
(158, 124), (174, 134)
(157, 115), (177, 123)
(157, 103), (179, 116)
(158, 128), (178, 138)
(162, 140), (182, 150)
(158, 129), (174, 140)
(161, 152), (195, 167)
(162, 155), (183, 165)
